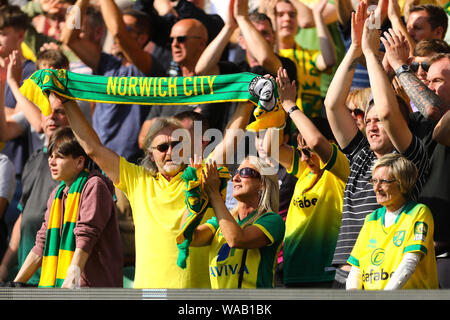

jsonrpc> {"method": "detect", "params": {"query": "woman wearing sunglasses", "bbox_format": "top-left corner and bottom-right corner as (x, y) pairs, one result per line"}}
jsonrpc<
(181, 156), (285, 289)
(346, 153), (438, 290)
(273, 67), (350, 288)
(346, 87), (372, 134)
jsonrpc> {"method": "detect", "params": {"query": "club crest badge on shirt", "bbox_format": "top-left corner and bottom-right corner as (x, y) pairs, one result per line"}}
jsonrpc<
(414, 222), (428, 242)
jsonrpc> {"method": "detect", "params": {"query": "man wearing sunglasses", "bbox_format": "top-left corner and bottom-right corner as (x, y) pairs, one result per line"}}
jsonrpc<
(170, 19), (208, 76)
(402, 40), (449, 155)
(383, 31), (450, 155)
(55, 70), (255, 290)
(409, 40), (449, 87)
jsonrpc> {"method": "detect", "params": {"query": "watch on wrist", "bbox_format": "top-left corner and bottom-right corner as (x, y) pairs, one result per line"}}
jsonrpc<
(287, 105), (299, 115)
(395, 64), (410, 77)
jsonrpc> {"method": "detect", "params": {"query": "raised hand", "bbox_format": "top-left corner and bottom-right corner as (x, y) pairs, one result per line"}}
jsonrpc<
(276, 67), (297, 112)
(189, 154), (203, 170)
(201, 160), (221, 196)
(387, 0), (401, 20)
(225, 0), (238, 29)
(0, 56), (8, 83)
(6, 50), (22, 87)
(380, 28), (410, 70)
(312, 0), (328, 16)
(351, 0), (368, 52)
(234, 0), (249, 20)
(374, 0), (389, 27)
(362, 12), (381, 56)
(40, 0), (62, 15)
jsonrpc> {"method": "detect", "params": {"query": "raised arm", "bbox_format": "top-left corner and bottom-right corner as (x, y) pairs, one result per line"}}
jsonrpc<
(98, 0), (153, 75)
(324, 1), (367, 149)
(381, 29), (445, 122)
(386, 0), (415, 56)
(56, 94), (120, 184)
(210, 101), (253, 167)
(335, 0), (354, 26)
(60, 0), (102, 71)
(234, 0), (282, 75)
(195, 0), (237, 75)
(313, 0), (337, 71)
(292, 0), (338, 28)
(0, 60), (25, 142)
(277, 67), (334, 162)
(7, 50), (43, 133)
(363, 15), (412, 153)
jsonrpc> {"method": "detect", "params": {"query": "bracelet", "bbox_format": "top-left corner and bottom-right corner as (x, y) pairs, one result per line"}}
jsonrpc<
(287, 105), (299, 115)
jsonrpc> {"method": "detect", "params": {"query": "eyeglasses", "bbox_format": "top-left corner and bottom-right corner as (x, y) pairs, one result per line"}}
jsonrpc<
(297, 147), (312, 158)
(233, 167), (261, 179)
(410, 61), (430, 73)
(369, 178), (397, 186)
(350, 108), (365, 117)
(151, 141), (181, 153)
(170, 36), (203, 43)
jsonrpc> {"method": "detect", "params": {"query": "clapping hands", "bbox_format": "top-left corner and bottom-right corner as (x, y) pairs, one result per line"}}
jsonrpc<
(276, 67), (297, 112)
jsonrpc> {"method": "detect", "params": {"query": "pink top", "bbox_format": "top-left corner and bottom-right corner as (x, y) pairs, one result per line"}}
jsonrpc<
(32, 170), (123, 287)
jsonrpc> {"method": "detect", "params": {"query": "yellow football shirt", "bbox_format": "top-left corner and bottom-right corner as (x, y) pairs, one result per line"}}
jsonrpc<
(348, 201), (438, 290)
(115, 157), (212, 289)
(279, 43), (322, 118)
(206, 211), (285, 289)
(283, 143), (349, 283)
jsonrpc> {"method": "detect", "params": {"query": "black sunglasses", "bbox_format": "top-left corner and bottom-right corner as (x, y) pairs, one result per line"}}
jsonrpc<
(170, 36), (203, 43)
(410, 61), (430, 73)
(350, 108), (365, 117)
(151, 141), (181, 153)
(233, 167), (261, 179)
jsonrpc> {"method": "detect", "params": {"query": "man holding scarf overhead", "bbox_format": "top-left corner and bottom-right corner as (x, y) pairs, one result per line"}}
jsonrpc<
(19, 65), (285, 288)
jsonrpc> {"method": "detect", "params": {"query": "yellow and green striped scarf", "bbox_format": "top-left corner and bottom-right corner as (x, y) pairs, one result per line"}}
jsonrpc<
(176, 165), (230, 269)
(39, 170), (89, 288)
(19, 69), (286, 132)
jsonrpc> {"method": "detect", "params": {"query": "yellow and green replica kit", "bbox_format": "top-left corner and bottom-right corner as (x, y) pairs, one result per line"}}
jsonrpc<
(206, 211), (285, 289)
(348, 201), (439, 290)
(283, 144), (349, 284)
(116, 157), (213, 289)
(279, 43), (322, 118)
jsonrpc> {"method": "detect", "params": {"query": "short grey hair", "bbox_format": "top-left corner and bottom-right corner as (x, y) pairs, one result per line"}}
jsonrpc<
(372, 153), (418, 199)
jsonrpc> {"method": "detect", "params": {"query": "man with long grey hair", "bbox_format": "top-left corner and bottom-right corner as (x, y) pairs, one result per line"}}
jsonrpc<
(56, 83), (254, 289)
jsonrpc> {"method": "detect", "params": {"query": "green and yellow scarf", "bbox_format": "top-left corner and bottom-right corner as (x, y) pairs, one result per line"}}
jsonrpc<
(176, 165), (230, 269)
(39, 170), (89, 288)
(20, 69), (286, 132)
